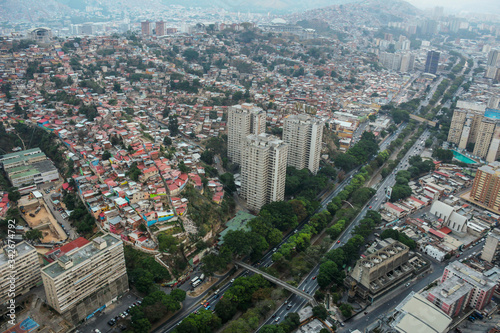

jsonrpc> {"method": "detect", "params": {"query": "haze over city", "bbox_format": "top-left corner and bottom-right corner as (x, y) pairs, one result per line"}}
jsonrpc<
(0, 1), (500, 333)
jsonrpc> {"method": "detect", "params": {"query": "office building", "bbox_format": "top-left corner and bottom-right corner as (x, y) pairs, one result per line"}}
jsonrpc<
(424, 275), (473, 317)
(41, 234), (128, 324)
(0, 242), (41, 305)
(481, 229), (500, 263)
(441, 262), (496, 310)
(283, 114), (323, 174)
(227, 104), (266, 165)
(0, 148), (59, 188)
(141, 21), (150, 36)
(425, 50), (440, 74)
(156, 21), (165, 36)
(81, 23), (95, 35)
(470, 161), (500, 212)
(240, 133), (288, 211)
(347, 238), (419, 300)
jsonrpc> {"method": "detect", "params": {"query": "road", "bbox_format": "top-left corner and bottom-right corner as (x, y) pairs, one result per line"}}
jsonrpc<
(341, 239), (486, 333)
(155, 117), (413, 333)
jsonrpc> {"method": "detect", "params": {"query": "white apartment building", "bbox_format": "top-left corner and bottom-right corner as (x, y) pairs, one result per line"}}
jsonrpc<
(283, 114), (324, 174)
(41, 234), (128, 324)
(0, 242), (41, 305)
(241, 133), (288, 211)
(227, 104), (266, 165)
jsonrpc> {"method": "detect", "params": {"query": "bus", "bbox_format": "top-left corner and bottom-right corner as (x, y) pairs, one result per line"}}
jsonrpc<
(192, 280), (202, 288)
(191, 277), (200, 285)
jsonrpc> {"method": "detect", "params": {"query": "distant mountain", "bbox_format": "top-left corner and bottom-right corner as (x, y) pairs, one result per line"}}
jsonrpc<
(0, 0), (420, 23)
(286, 0), (421, 27)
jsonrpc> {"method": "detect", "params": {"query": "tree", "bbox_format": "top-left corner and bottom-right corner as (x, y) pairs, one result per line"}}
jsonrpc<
(102, 150), (111, 160)
(219, 173), (236, 193)
(339, 303), (353, 318)
(170, 289), (186, 302)
(178, 161), (189, 173)
(183, 48), (199, 61)
(168, 116), (179, 136)
(201, 150), (214, 164)
(312, 305), (329, 320)
(7, 189), (20, 203)
(215, 297), (238, 322)
(25, 229), (43, 241)
(434, 148), (454, 162)
(158, 234), (177, 253)
(334, 153), (358, 171)
(163, 136), (172, 146)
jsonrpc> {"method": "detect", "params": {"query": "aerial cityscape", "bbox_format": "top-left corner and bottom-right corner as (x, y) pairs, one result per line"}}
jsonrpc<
(0, 0), (500, 333)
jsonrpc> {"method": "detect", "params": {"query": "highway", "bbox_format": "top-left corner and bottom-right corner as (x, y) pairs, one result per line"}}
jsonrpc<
(156, 76), (443, 332)
(259, 76), (444, 329)
(157, 123), (409, 333)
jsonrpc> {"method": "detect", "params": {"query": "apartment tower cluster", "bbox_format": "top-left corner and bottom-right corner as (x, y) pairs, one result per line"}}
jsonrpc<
(447, 101), (500, 162)
(228, 104), (324, 211)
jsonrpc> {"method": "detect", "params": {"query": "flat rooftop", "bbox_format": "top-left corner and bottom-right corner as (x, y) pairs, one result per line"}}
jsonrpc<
(42, 234), (121, 278)
(424, 275), (473, 304)
(0, 241), (36, 267)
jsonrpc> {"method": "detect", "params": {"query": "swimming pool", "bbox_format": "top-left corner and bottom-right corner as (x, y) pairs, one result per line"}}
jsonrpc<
(452, 150), (477, 164)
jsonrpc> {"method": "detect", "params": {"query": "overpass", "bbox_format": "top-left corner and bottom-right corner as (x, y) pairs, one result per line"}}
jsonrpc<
(235, 261), (318, 306)
(409, 114), (438, 127)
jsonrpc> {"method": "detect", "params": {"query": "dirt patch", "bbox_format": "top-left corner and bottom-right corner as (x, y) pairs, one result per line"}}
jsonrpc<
(24, 204), (67, 243)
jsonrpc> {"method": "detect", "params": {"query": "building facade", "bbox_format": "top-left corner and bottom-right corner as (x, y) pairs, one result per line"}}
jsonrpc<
(425, 50), (440, 74)
(156, 21), (165, 36)
(425, 276), (473, 317)
(481, 229), (500, 263)
(470, 161), (500, 212)
(141, 21), (150, 36)
(441, 262), (496, 311)
(227, 104), (266, 165)
(0, 242), (41, 305)
(0, 148), (59, 188)
(283, 114), (323, 174)
(240, 133), (288, 211)
(41, 234), (128, 324)
(347, 239), (416, 300)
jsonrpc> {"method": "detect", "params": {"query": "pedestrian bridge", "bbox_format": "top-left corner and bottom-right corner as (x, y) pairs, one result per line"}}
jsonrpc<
(235, 261), (318, 306)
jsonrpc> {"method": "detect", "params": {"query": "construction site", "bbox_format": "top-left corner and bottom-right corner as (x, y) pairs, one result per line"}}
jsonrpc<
(19, 191), (67, 244)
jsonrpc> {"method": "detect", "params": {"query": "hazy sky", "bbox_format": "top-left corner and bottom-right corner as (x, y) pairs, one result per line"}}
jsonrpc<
(406, 0), (499, 14)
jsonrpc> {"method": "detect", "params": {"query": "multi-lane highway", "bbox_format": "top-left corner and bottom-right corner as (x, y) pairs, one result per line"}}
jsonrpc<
(158, 123), (410, 333)
(260, 127), (431, 329)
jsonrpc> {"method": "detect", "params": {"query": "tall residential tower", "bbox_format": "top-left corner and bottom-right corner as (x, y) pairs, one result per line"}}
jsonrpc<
(240, 133), (288, 211)
(227, 104), (266, 165)
(283, 114), (324, 174)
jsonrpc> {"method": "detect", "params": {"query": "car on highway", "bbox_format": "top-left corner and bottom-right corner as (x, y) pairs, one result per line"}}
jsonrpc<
(312, 276), (316, 280)
(275, 316), (281, 322)
(337, 240), (341, 244)
(369, 206), (372, 209)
